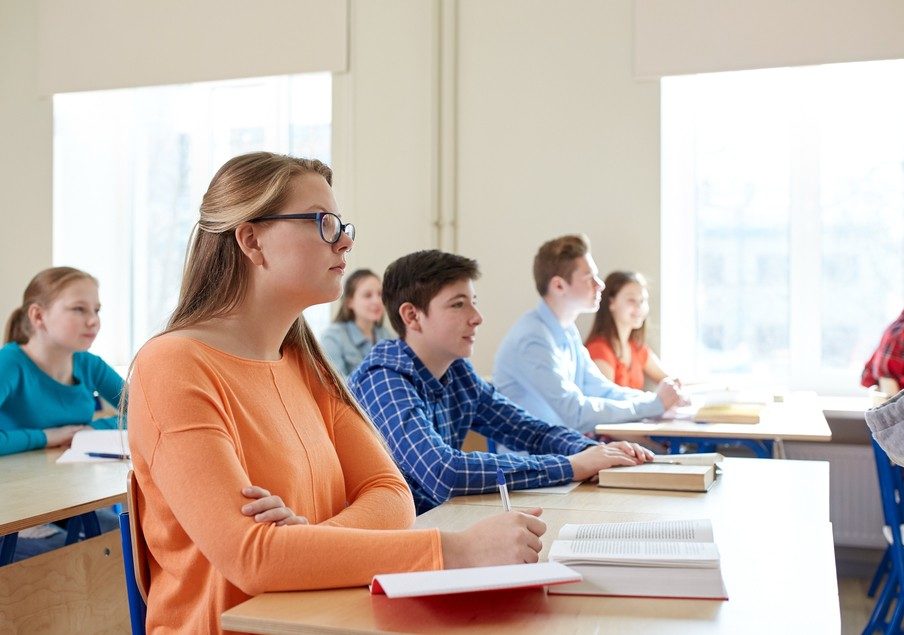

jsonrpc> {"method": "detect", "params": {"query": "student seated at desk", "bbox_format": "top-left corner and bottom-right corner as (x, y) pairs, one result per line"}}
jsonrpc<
(127, 153), (546, 635)
(320, 268), (394, 376)
(347, 249), (652, 515)
(584, 270), (677, 390)
(492, 234), (686, 434)
(862, 307), (904, 391)
(1, 266), (124, 559)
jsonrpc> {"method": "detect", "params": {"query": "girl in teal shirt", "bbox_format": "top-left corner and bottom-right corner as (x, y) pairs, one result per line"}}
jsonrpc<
(0, 267), (124, 457)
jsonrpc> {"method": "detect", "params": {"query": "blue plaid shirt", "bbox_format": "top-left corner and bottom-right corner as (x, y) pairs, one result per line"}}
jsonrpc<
(348, 340), (595, 514)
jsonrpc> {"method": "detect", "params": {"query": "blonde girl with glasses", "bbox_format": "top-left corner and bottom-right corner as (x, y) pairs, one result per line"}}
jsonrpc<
(126, 152), (546, 634)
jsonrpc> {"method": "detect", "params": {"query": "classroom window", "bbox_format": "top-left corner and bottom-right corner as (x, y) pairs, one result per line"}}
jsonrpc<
(661, 60), (904, 395)
(53, 73), (332, 368)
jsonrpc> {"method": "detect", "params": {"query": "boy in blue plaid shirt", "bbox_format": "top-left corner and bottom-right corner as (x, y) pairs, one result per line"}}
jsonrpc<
(348, 250), (652, 514)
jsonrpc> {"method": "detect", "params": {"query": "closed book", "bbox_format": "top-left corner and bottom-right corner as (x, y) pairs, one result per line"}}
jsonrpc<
(369, 562), (581, 598)
(693, 403), (762, 424)
(652, 452), (723, 467)
(597, 464), (715, 492)
(548, 519), (728, 600)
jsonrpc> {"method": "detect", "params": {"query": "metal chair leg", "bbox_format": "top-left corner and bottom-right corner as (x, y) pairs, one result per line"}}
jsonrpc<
(868, 546), (891, 598)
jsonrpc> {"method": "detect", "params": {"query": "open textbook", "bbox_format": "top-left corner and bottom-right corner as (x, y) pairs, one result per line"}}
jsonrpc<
(548, 519), (728, 600)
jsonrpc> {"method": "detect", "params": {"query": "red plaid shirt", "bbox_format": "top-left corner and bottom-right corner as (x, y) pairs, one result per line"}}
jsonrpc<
(862, 310), (904, 388)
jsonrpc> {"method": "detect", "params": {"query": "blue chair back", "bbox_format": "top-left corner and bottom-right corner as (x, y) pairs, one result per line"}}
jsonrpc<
(119, 470), (149, 635)
(864, 439), (904, 634)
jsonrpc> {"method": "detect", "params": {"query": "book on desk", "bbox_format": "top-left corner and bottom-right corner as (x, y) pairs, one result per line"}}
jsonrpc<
(598, 462), (716, 492)
(693, 402), (763, 424)
(369, 561), (581, 598)
(548, 519), (728, 600)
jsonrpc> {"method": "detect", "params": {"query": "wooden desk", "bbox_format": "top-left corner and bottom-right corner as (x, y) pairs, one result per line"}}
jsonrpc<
(0, 448), (130, 535)
(221, 459), (839, 634)
(0, 448), (130, 632)
(448, 457), (829, 525)
(595, 393), (831, 458)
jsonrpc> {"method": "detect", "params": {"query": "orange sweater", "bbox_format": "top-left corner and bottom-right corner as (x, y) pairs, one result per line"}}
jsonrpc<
(585, 337), (649, 390)
(128, 335), (442, 634)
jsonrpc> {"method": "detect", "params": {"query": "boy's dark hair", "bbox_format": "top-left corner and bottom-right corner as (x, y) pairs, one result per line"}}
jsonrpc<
(382, 250), (481, 338)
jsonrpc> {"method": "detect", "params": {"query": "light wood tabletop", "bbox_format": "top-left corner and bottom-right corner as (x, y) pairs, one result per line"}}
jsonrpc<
(221, 458), (839, 634)
(447, 457), (829, 524)
(594, 392), (832, 443)
(0, 448), (130, 535)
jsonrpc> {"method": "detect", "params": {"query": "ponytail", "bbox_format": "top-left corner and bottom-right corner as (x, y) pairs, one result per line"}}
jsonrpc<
(4, 307), (29, 344)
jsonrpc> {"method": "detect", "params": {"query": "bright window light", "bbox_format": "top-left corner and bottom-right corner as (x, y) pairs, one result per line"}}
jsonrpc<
(53, 73), (332, 368)
(662, 60), (904, 395)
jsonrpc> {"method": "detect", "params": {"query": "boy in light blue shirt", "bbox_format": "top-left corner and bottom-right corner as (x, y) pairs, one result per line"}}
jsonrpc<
(493, 234), (685, 434)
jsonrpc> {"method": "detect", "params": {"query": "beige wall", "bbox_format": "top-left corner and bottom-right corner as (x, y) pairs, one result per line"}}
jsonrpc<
(455, 1), (661, 373)
(1, 0), (901, 375)
(0, 0), (52, 322)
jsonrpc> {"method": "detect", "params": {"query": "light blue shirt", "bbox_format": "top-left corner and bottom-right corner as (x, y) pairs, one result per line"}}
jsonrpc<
(320, 321), (394, 376)
(492, 301), (664, 434)
(0, 342), (125, 456)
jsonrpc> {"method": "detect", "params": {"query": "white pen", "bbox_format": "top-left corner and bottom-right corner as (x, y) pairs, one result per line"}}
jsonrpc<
(496, 468), (512, 512)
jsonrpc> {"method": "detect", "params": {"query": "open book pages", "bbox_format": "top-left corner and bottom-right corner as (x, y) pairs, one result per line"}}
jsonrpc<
(598, 463), (715, 492)
(548, 519), (727, 600)
(651, 452), (723, 466)
(369, 561), (581, 598)
(56, 429), (129, 463)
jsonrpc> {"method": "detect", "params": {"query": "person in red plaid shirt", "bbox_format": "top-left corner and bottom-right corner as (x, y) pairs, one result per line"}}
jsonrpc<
(862, 309), (904, 389)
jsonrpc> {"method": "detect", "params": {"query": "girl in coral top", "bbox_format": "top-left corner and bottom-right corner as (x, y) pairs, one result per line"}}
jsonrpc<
(585, 271), (674, 390)
(127, 152), (546, 634)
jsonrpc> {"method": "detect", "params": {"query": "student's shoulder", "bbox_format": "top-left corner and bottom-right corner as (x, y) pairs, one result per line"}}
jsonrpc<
(133, 333), (214, 372)
(319, 322), (345, 340)
(72, 349), (119, 376)
(0, 342), (24, 366)
(500, 309), (555, 351)
(586, 336), (616, 361)
(348, 339), (413, 387)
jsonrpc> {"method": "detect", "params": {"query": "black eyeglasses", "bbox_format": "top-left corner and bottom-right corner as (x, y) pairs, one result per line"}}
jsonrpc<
(251, 212), (355, 244)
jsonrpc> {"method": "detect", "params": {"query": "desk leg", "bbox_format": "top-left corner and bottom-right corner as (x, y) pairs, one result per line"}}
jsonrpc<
(0, 533), (18, 566)
(773, 439), (787, 459)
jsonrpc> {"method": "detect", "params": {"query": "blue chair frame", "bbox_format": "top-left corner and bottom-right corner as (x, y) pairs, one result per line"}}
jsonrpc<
(119, 471), (149, 635)
(119, 511), (147, 634)
(1, 510), (105, 567)
(650, 436), (774, 458)
(864, 439), (904, 634)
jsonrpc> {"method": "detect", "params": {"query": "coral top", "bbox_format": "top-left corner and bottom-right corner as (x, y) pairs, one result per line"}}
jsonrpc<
(128, 335), (442, 634)
(585, 337), (649, 390)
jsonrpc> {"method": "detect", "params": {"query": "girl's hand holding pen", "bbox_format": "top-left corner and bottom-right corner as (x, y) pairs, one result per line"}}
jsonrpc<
(241, 485), (309, 526)
(440, 508), (546, 568)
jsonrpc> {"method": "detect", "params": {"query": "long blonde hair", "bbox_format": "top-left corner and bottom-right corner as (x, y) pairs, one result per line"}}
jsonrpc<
(130, 152), (363, 414)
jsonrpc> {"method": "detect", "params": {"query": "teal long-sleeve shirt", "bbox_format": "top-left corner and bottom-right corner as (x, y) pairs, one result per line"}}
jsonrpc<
(0, 342), (125, 456)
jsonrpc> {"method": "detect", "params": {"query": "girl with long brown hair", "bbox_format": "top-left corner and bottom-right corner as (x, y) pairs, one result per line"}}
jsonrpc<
(584, 270), (674, 389)
(320, 268), (394, 375)
(126, 152), (546, 634)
